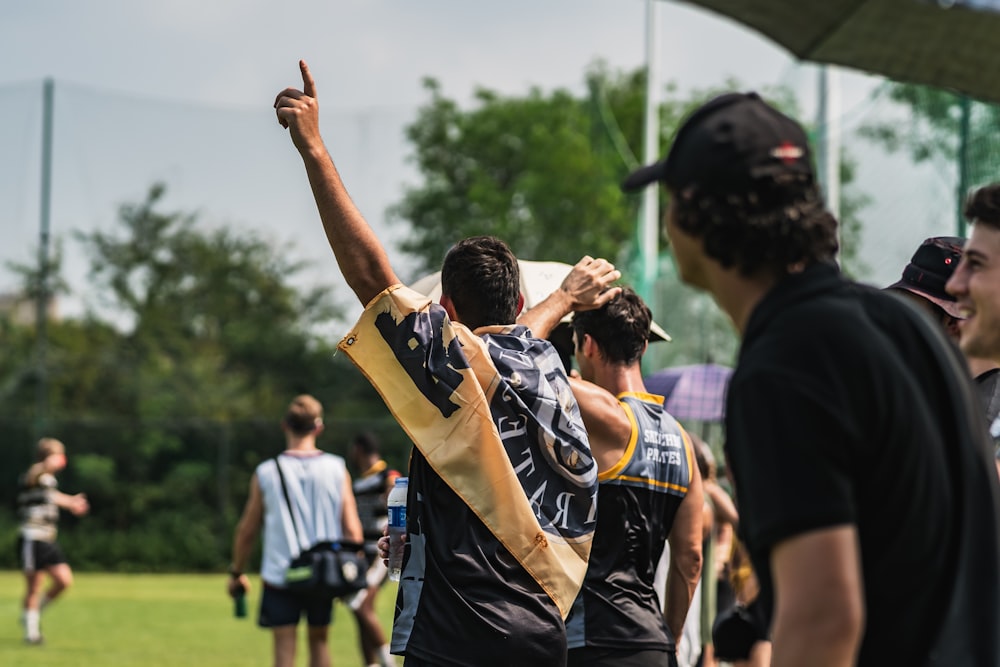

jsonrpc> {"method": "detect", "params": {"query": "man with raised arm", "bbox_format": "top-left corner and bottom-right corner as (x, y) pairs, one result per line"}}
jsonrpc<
(274, 60), (619, 667)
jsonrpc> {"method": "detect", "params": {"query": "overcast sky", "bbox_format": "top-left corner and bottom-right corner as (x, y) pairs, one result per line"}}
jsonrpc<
(2, 0), (947, 325)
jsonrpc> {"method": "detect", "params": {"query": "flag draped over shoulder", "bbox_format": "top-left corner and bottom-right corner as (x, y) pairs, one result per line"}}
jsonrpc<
(339, 284), (597, 617)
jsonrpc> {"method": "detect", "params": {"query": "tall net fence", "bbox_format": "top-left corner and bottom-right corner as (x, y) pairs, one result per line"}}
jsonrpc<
(3, 75), (998, 351)
(4, 73), (1000, 565)
(0, 79), (419, 326)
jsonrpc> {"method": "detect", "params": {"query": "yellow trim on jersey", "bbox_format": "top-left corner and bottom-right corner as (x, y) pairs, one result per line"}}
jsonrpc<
(612, 474), (689, 493)
(619, 390), (664, 406)
(360, 459), (388, 478)
(598, 399), (640, 482)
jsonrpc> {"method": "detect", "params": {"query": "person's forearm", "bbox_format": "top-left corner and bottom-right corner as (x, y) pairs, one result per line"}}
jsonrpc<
(517, 256), (622, 336)
(705, 482), (739, 527)
(52, 491), (75, 509)
(769, 527), (864, 667)
(299, 146), (398, 306)
(517, 288), (574, 338)
(230, 524), (257, 573)
(771, 621), (859, 667)
(664, 559), (700, 641)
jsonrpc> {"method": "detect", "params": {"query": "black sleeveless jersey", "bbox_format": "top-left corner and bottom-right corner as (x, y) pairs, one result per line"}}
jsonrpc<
(353, 461), (393, 543)
(17, 472), (60, 542)
(565, 392), (694, 652)
(391, 448), (567, 666)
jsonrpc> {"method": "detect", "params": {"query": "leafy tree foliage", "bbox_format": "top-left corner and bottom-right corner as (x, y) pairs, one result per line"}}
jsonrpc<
(391, 77), (635, 271)
(0, 185), (409, 570)
(391, 65), (871, 371)
(76, 183), (347, 418)
(859, 84), (1000, 211)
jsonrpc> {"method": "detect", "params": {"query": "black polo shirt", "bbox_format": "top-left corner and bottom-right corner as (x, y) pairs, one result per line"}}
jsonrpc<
(725, 262), (1000, 666)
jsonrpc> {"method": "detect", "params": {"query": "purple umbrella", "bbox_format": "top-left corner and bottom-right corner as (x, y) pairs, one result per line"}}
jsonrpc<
(644, 363), (733, 422)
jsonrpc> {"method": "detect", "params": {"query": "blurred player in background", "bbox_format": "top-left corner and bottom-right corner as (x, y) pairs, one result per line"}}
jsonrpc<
(345, 432), (400, 667)
(17, 437), (90, 645)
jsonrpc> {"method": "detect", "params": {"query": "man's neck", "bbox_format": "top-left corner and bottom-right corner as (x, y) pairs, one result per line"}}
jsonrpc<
(968, 356), (1000, 379)
(284, 436), (318, 453)
(592, 363), (647, 397)
(706, 267), (779, 337)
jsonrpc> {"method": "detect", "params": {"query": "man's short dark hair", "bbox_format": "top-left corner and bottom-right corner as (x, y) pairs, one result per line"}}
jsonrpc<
(571, 287), (651, 365)
(284, 394), (323, 435)
(351, 431), (380, 456)
(965, 183), (1000, 231)
(441, 236), (521, 330)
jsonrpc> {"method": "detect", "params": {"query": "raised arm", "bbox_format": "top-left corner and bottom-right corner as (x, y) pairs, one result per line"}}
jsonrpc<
(274, 60), (399, 305)
(517, 256), (622, 338)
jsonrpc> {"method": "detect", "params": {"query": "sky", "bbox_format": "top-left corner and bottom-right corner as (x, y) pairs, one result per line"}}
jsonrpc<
(0, 0), (958, 326)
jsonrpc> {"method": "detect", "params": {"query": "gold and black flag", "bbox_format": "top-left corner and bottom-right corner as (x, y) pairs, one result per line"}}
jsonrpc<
(339, 284), (597, 617)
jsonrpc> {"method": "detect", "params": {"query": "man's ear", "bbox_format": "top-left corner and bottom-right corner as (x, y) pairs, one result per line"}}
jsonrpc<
(516, 293), (525, 317)
(440, 294), (459, 322)
(580, 333), (598, 359)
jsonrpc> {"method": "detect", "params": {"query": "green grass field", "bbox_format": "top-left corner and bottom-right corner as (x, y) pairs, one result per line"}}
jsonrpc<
(0, 571), (398, 666)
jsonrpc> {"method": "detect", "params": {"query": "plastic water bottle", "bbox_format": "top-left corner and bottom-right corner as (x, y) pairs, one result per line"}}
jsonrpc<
(387, 477), (408, 581)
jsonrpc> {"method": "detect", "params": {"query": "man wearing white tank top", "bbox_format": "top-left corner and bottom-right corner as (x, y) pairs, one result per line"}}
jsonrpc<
(228, 395), (364, 667)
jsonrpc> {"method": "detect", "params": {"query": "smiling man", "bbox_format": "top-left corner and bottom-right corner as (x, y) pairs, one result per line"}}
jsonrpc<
(948, 184), (1000, 452)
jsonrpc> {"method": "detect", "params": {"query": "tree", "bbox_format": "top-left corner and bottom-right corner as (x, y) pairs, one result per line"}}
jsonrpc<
(0, 184), (408, 571)
(391, 77), (635, 272)
(76, 183), (347, 419)
(858, 83), (1000, 227)
(391, 65), (871, 369)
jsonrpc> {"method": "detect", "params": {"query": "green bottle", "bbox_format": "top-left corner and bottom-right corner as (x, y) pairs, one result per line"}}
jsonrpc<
(233, 582), (247, 618)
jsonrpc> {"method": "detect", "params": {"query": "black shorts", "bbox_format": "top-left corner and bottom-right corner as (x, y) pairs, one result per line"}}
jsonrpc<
(258, 584), (335, 628)
(567, 647), (677, 667)
(16, 536), (66, 573)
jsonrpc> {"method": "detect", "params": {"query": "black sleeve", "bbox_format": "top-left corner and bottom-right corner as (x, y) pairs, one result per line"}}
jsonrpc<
(724, 368), (858, 555)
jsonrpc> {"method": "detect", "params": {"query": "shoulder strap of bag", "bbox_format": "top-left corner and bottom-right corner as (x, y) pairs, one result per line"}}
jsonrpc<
(273, 456), (307, 557)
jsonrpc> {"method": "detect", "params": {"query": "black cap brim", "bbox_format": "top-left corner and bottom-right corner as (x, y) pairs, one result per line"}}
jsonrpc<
(621, 161), (667, 193)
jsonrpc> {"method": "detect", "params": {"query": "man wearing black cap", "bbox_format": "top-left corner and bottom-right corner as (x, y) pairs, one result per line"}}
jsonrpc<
(888, 236), (1000, 452)
(623, 92), (1000, 666)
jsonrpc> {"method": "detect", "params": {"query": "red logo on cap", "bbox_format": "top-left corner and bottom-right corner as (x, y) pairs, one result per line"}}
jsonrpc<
(771, 142), (803, 164)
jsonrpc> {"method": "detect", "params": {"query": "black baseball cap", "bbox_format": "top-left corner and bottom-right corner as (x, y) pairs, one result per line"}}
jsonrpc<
(622, 92), (814, 194)
(886, 236), (966, 319)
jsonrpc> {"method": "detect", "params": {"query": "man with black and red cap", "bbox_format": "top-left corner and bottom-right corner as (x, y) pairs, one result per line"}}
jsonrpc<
(887, 236), (1000, 449)
(622, 92), (1000, 667)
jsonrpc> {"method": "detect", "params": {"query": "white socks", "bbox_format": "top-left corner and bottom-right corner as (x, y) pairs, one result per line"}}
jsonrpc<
(24, 609), (41, 642)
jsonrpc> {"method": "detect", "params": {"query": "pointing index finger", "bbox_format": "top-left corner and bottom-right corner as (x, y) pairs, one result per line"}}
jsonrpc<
(300, 60), (317, 99)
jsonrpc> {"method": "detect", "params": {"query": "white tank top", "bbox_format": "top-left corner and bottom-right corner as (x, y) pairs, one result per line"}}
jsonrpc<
(256, 452), (348, 586)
